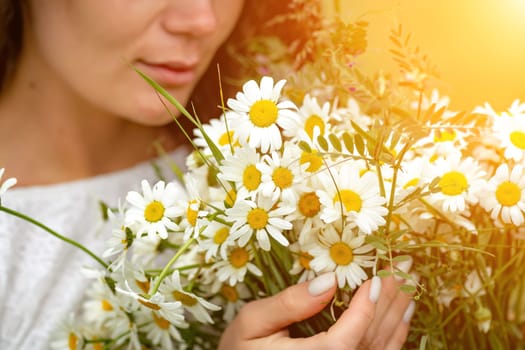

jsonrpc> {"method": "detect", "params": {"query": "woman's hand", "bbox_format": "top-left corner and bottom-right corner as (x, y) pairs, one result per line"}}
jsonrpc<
(218, 267), (415, 350)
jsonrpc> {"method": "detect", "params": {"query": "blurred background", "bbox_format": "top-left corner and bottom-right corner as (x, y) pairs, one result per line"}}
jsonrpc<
(323, 0), (525, 112)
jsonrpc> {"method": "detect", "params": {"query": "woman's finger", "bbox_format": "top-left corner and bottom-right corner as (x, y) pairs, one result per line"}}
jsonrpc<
(230, 272), (337, 339)
(325, 276), (382, 348)
(384, 302), (415, 350)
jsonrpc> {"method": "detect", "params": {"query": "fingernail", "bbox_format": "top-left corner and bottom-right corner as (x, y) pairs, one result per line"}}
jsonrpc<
(369, 276), (381, 304)
(308, 272), (336, 296)
(395, 257), (413, 281)
(403, 301), (416, 323)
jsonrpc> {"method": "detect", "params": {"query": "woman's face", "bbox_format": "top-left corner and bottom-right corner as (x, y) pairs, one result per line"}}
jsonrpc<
(25, 0), (245, 125)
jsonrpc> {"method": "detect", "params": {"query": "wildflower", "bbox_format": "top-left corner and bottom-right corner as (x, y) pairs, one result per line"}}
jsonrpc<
(226, 195), (294, 251)
(160, 271), (220, 324)
(227, 76), (298, 153)
(309, 225), (375, 289)
(479, 164), (525, 226)
(318, 162), (388, 234)
(214, 244), (262, 286)
(125, 180), (180, 239)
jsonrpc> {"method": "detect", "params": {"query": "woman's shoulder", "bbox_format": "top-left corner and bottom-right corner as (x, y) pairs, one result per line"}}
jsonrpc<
(4, 148), (188, 205)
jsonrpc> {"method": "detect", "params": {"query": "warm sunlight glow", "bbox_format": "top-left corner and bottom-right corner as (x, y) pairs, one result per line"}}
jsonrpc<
(325, 0), (525, 111)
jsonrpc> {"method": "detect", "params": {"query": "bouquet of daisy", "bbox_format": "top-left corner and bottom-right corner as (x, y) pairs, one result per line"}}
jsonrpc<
(2, 5), (525, 349)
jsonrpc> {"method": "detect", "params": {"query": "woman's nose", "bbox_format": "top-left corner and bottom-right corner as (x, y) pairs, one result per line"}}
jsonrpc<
(161, 1), (218, 37)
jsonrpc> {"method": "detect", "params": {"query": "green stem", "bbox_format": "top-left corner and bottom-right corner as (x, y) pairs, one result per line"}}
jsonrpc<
(150, 237), (196, 296)
(0, 206), (108, 269)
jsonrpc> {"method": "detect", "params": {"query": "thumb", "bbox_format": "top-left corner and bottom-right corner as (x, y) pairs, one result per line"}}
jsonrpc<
(233, 272), (337, 339)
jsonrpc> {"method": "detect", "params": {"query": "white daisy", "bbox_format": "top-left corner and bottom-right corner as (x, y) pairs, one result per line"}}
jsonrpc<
(226, 195), (294, 251)
(175, 175), (209, 241)
(49, 313), (84, 350)
(160, 270), (221, 324)
(493, 113), (525, 162)
(116, 284), (188, 329)
(219, 146), (263, 200)
(193, 112), (242, 157)
(198, 219), (234, 261)
(125, 180), (180, 240)
(479, 163), (525, 226)
(289, 241), (317, 283)
(286, 94), (332, 141)
(214, 244), (262, 286)
(318, 162), (388, 234)
(258, 143), (305, 202)
(210, 281), (251, 322)
(227, 76), (299, 153)
(0, 168), (17, 201)
(140, 310), (181, 350)
(82, 279), (125, 329)
(309, 225), (375, 289)
(429, 154), (486, 212)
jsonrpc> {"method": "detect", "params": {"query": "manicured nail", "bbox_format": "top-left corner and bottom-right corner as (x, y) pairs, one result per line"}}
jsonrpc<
(308, 272), (336, 296)
(369, 276), (382, 304)
(403, 301), (416, 323)
(395, 256), (413, 281)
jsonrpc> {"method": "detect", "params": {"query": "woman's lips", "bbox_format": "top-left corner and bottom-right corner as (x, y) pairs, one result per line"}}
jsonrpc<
(136, 60), (197, 87)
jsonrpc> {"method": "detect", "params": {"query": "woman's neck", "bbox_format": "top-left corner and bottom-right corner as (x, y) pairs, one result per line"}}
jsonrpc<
(0, 55), (181, 187)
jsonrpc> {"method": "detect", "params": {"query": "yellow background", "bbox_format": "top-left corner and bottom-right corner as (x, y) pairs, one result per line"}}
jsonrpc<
(324, 0), (525, 111)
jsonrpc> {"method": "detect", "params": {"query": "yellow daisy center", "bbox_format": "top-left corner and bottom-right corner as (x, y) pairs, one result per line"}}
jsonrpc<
(299, 252), (313, 270)
(152, 312), (171, 330)
(229, 247), (249, 268)
(334, 189), (362, 212)
(329, 241), (354, 266)
(101, 299), (113, 311)
(93, 343), (104, 350)
(247, 208), (269, 230)
(300, 150), (323, 172)
(439, 171), (468, 196)
(135, 279), (150, 294)
(173, 290), (198, 306)
(249, 99), (279, 127)
(219, 130), (240, 147)
(272, 167), (293, 189)
(510, 131), (525, 150)
(68, 333), (78, 350)
(144, 201), (165, 222)
(225, 189), (237, 207)
(138, 298), (161, 310)
(496, 181), (521, 206)
(298, 192), (321, 218)
(213, 227), (230, 244)
(434, 130), (456, 142)
(243, 164), (261, 191)
(403, 177), (420, 189)
(304, 114), (325, 139)
(187, 200), (199, 227)
(220, 284), (239, 302)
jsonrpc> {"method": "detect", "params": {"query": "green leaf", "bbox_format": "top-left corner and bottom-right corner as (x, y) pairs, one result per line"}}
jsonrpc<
(392, 255), (412, 263)
(377, 270), (393, 278)
(298, 140), (312, 153)
(354, 134), (365, 156)
(317, 135), (329, 151)
(342, 132), (354, 153)
(328, 133), (342, 152)
(394, 270), (412, 280)
(399, 284), (417, 294)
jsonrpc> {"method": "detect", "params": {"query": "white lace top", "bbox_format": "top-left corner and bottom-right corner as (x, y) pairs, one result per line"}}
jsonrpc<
(0, 149), (187, 350)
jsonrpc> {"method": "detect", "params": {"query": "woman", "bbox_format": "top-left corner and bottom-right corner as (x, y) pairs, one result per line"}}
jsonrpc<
(0, 1), (413, 349)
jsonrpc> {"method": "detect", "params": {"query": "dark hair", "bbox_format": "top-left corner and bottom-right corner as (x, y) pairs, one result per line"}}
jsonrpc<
(0, 0), (23, 91)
